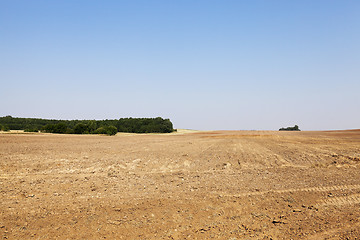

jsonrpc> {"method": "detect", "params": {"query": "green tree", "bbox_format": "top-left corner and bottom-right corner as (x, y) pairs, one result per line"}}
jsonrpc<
(94, 127), (107, 134)
(87, 120), (97, 133)
(74, 123), (88, 134)
(105, 125), (118, 135)
(53, 123), (67, 133)
(43, 124), (55, 133)
(279, 125), (301, 131)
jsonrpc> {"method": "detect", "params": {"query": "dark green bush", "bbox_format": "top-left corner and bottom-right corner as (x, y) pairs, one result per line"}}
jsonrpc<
(74, 123), (88, 134)
(94, 127), (107, 134)
(94, 126), (117, 135)
(279, 125), (300, 131)
(87, 120), (97, 133)
(43, 123), (67, 133)
(65, 128), (74, 134)
(43, 124), (54, 132)
(105, 125), (117, 136)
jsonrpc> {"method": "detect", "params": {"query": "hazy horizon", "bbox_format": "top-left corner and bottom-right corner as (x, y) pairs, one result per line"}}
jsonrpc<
(1, 1), (359, 131)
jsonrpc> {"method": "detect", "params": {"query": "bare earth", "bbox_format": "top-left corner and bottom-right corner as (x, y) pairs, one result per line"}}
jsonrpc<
(1, 130), (360, 239)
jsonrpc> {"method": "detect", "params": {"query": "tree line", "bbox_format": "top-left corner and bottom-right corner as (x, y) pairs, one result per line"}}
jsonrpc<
(0, 116), (174, 135)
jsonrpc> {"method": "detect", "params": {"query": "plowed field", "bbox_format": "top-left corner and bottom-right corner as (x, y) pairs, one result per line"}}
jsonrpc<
(1, 130), (360, 239)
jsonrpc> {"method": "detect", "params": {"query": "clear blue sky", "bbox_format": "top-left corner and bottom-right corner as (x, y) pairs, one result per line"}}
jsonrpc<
(1, 0), (359, 130)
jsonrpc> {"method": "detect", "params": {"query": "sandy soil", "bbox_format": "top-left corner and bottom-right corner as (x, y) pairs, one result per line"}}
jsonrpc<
(1, 130), (360, 239)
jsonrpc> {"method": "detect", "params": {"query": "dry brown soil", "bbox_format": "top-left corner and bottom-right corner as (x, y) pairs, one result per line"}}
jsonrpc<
(1, 130), (360, 239)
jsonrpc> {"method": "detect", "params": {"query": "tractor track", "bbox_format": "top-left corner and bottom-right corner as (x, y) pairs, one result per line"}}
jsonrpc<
(213, 184), (360, 198)
(316, 193), (360, 207)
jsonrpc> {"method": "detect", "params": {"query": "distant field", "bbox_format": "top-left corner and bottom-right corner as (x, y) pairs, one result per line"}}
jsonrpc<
(1, 130), (360, 239)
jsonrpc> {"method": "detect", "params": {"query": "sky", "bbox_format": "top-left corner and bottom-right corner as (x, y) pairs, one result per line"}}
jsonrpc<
(1, 0), (359, 130)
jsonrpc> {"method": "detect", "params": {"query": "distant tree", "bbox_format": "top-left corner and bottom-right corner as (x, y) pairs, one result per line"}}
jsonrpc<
(279, 125), (301, 131)
(43, 123), (67, 133)
(55, 123), (66, 133)
(105, 125), (117, 136)
(74, 123), (88, 134)
(94, 127), (107, 134)
(54, 123), (66, 133)
(87, 120), (97, 133)
(94, 126), (117, 135)
(65, 128), (74, 134)
(43, 124), (54, 133)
